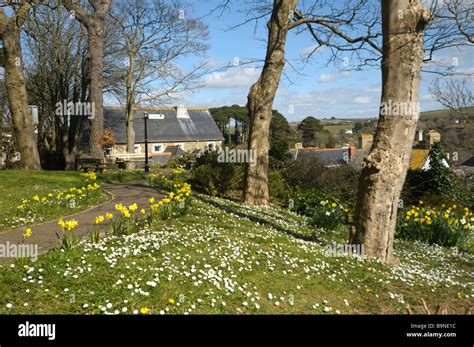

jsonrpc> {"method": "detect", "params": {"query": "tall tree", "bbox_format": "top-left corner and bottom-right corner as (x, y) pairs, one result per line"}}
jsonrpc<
(244, 0), (299, 206)
(269, 109), (294, 167)
(297, 116), (326, 147)
(62, 0), (112, 159)
(111, 0), (208, 156)
(24, 1), (90, 170)
(0, 1), (41, 170)
(350, 0), (432, 263)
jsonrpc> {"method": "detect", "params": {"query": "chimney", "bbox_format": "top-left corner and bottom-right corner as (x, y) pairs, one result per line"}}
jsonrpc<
(176, 105), (189, 118)
(417, 129), (423, 142)
(359, 133), (373, 149)
(427, 130), (441, 147)
(349, 143), (356, 159)
(295, 142), (303, 150)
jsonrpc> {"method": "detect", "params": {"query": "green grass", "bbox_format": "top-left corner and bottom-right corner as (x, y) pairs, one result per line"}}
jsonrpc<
(0, 170), (108, 232)
(323, 124), (352, 134)
(0, 194), (471, 315)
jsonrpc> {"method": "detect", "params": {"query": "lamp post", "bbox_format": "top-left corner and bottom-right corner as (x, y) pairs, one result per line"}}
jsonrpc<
(144, 112), (149, 173)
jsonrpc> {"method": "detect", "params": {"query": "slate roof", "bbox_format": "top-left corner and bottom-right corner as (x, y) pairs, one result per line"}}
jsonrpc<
(99, 107), (223, 144)
(461, 156), (474, 167)
(290, 148), (350, 166)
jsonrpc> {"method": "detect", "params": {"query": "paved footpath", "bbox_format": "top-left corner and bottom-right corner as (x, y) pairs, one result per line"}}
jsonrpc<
(0, 182), (164, 260)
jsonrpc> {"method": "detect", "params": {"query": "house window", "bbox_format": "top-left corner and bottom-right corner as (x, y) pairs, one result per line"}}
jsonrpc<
(134, 144), (141, 153)
(105, 147), (114, 157)
(152, 144), (164, 153)
(207, 142), (215, 151)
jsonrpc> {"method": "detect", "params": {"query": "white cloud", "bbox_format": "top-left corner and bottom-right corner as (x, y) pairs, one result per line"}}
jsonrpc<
(202, 67), (261, 89)
(317, 70), (352, 83)
(318, 73), (338, 83)
(300, 44), (325, 58)
(354, 96), (372, 104)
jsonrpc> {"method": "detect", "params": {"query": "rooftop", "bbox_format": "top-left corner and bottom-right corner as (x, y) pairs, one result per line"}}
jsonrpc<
(101, 106), (224, 144)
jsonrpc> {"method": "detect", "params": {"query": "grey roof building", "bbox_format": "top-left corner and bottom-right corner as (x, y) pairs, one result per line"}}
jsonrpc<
(102, 106), (224, 143)
(290, 146), (355, 167)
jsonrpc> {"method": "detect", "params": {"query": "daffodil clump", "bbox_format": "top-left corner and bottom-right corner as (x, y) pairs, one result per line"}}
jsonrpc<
(80, 171), (97, 182)
(288, 189), (349, 231)
(106, 203), (145, 236)
(56, 218), (79, 250)
(147, 169), (187, 191)
(309, 199), (349, 231)
(15, 176), (102, 228)
(396, 202), (473, 248)
(147, 172), (172, 192)
(84, 174), (192, 240)
(150, 182), (192, 220)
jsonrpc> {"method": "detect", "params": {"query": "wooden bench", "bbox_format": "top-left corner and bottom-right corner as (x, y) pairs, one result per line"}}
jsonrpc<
(78, 157), (106, 172)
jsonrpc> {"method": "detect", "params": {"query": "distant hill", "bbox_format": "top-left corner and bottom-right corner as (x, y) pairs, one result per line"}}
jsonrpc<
(288, 108), (473, 165)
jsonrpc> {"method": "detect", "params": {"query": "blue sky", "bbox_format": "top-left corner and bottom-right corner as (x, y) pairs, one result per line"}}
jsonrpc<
(176, 0), (474, 121)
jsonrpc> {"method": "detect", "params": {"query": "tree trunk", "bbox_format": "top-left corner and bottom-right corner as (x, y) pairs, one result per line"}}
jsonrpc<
(350, 0), (431, 263)
(125, 101), (136, 171)
(244, 0), (299, 206)
(87, 22), (105, 159)
(2, 29), (41, 170)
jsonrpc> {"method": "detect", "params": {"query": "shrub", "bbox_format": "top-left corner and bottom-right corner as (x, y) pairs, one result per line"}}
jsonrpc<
(289, 188), (348, 230)
(268, 171), (290, 202)
(281, 157), (360, 208)
(168, 151), (198, 170)
(191, 151), (241, 197)
(396, 202), (473, 249)
(401, 142), (467, 206)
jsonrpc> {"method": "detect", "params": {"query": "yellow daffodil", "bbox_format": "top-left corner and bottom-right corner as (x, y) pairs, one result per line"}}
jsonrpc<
(95, 215), (105, 225)
(23, 228), (32, 238)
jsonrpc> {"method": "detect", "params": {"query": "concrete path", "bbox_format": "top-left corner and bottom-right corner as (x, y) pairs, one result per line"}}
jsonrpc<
(0, 182), (164, 261)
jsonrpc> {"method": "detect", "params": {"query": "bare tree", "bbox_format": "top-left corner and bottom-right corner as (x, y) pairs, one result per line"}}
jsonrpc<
(243, 0), (299, 205)
(241, 0), (381, 205)
(429, 77), (473, 120)
(349, 0), (432, 263)
(111, 0), (208, 156)
(0, 1), (41, 170)
(61, 0), (112, 159)
(24, 1), (90, 170)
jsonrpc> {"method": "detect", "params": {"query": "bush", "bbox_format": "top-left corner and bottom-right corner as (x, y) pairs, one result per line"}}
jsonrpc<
(396, 202), (473, 249)
(281, 157), (360, 208)
(191, 151), (242, 197)
(402, 142), (468, 206)
(169, 151), (198, 170)
(289, 188), (348, 231)
(268, 171), (290, 202)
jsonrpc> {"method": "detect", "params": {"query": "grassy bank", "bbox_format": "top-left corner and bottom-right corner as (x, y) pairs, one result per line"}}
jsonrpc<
(0, 194), (471, 314)
(0, 170), (108, 232)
